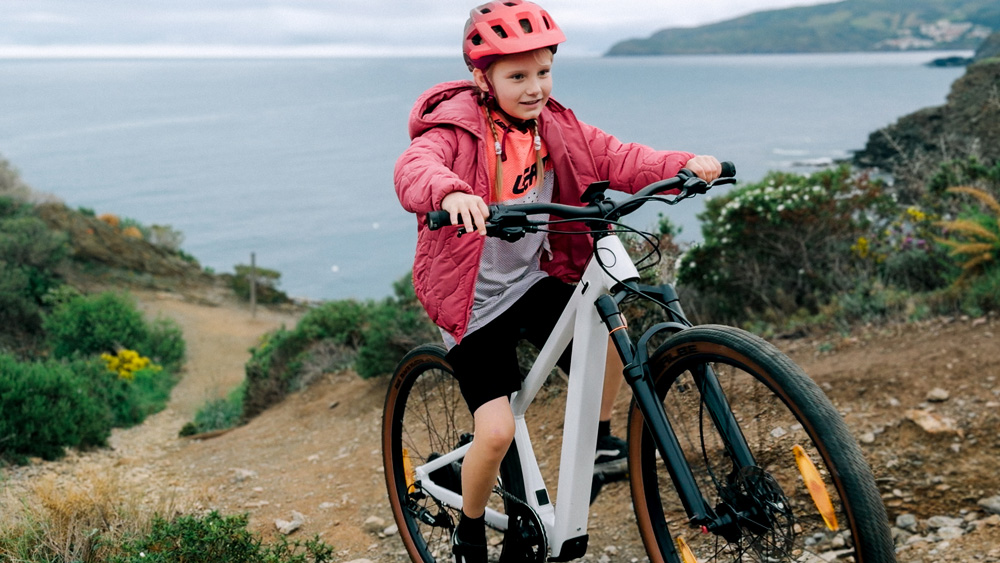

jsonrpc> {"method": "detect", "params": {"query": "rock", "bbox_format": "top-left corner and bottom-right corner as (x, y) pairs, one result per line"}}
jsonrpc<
(935, 526), (965, 540)
(383, 524), (398, 536)
(896, 513), (918, 531)
(275, 511), (306, 535)
(904, 409), (961, 435)
(859, 431), (876, 444)
(978, 495), (1000, 515)
(926, 388), (950, 402)
(230, 468), (258, 483)
(343, 559), (375, 563)
(926, 515), (964, 529)
(362, 515), (386, 534)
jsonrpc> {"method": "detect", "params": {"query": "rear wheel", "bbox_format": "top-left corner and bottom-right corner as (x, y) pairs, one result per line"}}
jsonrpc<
(628, 326), (895, 563)
(382, 345), (530, 562)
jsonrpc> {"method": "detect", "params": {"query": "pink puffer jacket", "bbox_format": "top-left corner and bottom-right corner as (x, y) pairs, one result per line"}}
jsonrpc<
(394, 80), (694, 343)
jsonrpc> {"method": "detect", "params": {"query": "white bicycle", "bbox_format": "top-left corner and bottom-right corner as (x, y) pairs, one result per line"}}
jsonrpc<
(382, 164), (896, 563)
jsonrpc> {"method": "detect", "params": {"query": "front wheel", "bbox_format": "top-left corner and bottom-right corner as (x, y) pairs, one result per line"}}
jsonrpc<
(382, 344), (532, 563)
(628, 325), (895, 563)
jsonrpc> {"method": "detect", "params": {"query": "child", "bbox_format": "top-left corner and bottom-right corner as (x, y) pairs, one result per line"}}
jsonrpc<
(394, 2), (721, 561)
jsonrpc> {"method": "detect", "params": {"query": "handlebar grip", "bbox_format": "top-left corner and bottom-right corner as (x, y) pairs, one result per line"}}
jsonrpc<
(721, 161), (736, 178)
(426, 210), (452, 230)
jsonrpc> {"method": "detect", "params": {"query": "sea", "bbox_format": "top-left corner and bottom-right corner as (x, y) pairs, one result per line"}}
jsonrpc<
(0, 52), (968, 301)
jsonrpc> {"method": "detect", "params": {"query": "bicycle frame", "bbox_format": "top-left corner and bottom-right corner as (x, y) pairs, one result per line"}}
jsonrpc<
(410, 233), (756, 561)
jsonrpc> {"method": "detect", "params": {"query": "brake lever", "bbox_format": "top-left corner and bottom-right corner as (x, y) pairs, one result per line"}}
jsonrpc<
(683, 176), (710, 195)
(710, 176), (737, 188)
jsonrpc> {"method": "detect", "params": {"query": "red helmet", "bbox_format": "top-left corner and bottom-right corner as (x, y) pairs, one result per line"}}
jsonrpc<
(463, 0), (566, 71)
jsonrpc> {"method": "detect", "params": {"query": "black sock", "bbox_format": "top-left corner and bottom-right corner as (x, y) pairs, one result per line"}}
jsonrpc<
(456, 513), (485, 545)
(598, 419), (611, 439)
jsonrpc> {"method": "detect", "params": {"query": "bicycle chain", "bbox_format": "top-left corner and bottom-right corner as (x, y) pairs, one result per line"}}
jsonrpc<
(493, 485), (548, 563)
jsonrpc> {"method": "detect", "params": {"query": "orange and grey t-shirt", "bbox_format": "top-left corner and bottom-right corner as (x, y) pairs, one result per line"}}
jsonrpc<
(442, 115), (556, 349)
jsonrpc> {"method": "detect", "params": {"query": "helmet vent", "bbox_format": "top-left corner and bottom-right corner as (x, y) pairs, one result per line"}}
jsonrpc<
(519, 19), (533, 33)
(491, 25), (509, 39)
(542, 15), (551, 29)
(471, 33), (484, 46)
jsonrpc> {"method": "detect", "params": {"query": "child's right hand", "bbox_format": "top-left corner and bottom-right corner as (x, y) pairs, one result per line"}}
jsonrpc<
(441, 192), (490, 236)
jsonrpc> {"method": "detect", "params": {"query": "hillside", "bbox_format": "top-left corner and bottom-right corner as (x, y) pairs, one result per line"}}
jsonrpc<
(3, 284), (999, 562)
(606, 0), (999, 56)
(853, 32), (1000, 172)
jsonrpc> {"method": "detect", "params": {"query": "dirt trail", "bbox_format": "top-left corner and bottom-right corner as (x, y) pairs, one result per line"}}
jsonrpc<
(4, 289), (1000, 562)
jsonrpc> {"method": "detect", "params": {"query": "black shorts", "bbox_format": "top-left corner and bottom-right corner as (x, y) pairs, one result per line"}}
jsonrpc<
(446, 276), (574, 415)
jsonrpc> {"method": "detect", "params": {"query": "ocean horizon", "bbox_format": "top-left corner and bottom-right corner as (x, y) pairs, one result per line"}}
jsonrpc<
(0, 52), (967, 301)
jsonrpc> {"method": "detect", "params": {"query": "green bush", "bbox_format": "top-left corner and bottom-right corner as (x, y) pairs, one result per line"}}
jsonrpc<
(678, 165), (895, 324)
(180, 387), (244, 436)
(45, 292), (150, 359)
(240, 273), (436, 420)
(0, 355), (112, 463)
(109, 511), (335, 563)
(42, 291), (185, 369)
(229, 264), (290, 305)
(90, 365), (178, 429)
(0, 197), (69, 342)
(145, 316), (186, 372)
(0, 154), (32, 200)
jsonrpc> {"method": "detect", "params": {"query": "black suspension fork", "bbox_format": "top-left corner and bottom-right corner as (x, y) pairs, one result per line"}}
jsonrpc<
(595, 294), (714, 523)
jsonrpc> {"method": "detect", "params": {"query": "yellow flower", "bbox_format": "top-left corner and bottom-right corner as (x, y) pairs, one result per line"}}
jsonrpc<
(101, 349), (161, 380)
(851, 236), (870, 259)
(906, 206), (927, 222)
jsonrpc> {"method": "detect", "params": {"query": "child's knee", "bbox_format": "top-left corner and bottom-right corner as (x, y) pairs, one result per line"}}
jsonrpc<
(473, 407), (515, 456)
(478, 419), (515, 453)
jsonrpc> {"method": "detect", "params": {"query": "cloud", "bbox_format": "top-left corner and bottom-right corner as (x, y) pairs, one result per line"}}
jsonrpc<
(0, 0), (840, 56)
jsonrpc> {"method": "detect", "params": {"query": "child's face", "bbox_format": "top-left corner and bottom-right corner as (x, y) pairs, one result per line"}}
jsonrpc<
(474, 48), (553, 121)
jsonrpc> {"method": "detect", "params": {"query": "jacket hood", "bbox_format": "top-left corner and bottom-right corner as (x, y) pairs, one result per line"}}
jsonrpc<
(408, 80), (482, 140)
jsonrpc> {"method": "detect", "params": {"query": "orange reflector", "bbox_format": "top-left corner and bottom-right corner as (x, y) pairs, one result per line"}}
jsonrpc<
(402, 448), (416, 493)
(793, 444), (839, 531)
(676, 537), (700, 563)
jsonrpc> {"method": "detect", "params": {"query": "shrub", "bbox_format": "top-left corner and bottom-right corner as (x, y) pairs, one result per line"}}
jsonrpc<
(45, 292), (150, 359)
(180, 387), (244, 437)
(0, 154), (32, 200)
(229, 264), (291, 305)
(242, 327), (311, 419)
(109, 511), (335, 563)
(678, 165), (895, 324)
(0, 198), (69, 341)
(42, 291), (185, 368)
(935, 186), (1000, 282)
(240, 272), (436, 420)
(0, 355), (112, 463)
(145, 316), (186, 372)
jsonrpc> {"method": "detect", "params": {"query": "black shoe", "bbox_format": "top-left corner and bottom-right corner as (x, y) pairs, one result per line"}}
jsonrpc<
(594, 434), (628, 477)
(452, 527), (487, 563)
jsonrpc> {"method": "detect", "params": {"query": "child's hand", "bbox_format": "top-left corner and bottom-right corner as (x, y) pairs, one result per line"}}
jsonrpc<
(684, 155), (722, 183)
(441, 192), (490, 236)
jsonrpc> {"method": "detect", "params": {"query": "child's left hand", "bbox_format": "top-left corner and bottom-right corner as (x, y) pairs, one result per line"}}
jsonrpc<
(684, 155), (722, 183)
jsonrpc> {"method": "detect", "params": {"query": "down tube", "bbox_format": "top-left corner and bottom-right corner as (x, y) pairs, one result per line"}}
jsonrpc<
(550, 283), (611, 557)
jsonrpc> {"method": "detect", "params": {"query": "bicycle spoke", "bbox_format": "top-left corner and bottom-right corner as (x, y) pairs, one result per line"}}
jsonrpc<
(630, 326), (894, 563)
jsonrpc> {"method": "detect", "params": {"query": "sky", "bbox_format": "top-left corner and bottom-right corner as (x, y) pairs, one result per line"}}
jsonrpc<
(0, 0), (840, 57)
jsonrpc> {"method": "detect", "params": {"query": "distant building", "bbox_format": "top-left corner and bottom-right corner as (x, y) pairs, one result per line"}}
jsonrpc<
(876, 20), (991, 50)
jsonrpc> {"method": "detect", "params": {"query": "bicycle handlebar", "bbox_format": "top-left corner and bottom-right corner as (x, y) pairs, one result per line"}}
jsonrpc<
(426, 161), (735, 233)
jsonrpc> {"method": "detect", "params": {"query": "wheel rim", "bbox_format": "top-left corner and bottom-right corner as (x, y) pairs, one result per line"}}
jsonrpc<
(633, 354), (866, 562)
(384, 350), (515, 562)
